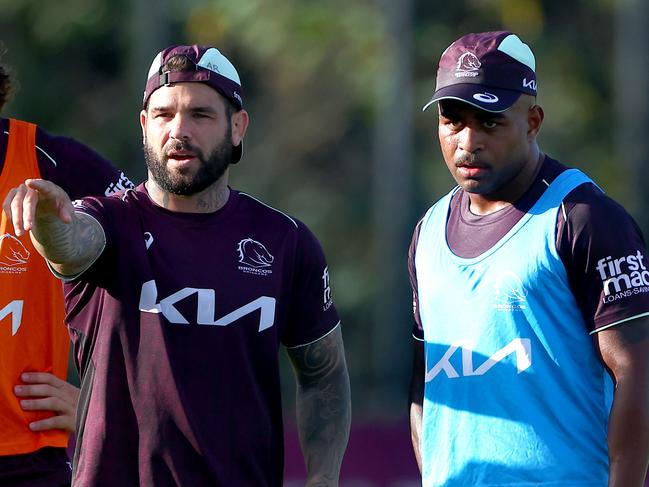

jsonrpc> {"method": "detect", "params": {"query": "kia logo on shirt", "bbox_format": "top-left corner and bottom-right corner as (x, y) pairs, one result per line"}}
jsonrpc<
(138, 280), (276, 331)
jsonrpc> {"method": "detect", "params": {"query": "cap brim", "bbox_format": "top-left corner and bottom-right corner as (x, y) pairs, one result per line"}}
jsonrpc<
(422, 84), (523, 113)
(232, 141), (243, 164)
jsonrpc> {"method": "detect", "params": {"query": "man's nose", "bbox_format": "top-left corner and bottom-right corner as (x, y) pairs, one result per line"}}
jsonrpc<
(169, 114), (190, 140)
(457, 126), (484, 153)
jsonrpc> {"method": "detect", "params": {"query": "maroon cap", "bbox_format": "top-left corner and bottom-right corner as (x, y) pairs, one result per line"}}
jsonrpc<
(423, 31), (537, 113)
(143, 45), (244, 162)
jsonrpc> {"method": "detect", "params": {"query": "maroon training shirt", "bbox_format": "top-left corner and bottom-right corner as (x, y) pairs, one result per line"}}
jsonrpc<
(66, 184), (340, 487)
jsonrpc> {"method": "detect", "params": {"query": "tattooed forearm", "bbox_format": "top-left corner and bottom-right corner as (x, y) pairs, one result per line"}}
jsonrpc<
(287, 326), (351, 487)
(31, 211), (105, 276)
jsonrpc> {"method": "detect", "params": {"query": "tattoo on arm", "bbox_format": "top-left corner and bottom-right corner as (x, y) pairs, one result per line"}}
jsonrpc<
(32, 211), (105, 276)
(287, 326), (351, 487)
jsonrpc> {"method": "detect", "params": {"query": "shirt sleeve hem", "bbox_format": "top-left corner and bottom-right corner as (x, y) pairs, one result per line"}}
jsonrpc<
(590, 311), (649, 334)
(285, 321), (341, 349)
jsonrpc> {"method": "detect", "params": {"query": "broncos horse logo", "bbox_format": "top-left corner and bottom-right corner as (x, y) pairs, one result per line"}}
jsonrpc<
(456, 52), (481, 72)
(0, 234), (30, 266)
(237, 238), (274, 268)
(494, 271), (528, 305)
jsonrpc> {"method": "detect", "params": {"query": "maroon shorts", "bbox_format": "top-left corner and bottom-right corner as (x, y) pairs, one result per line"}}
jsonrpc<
(0, 447), (71, 487)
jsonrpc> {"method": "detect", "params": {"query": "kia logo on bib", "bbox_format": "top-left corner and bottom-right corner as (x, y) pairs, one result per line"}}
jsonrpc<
(425, 339), (532, 381)
(0, 300), (24, 336)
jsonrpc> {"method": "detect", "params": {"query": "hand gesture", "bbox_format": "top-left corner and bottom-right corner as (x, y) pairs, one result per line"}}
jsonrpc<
(2, 178), (74, 237)
(14, 372), (80, 433)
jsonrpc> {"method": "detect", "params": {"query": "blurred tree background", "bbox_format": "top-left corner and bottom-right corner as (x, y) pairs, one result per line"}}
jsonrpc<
(1, 0), (648, 482)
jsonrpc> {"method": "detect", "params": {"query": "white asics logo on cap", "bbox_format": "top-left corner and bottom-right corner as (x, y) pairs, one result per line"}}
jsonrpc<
(473, 92), (499, 103)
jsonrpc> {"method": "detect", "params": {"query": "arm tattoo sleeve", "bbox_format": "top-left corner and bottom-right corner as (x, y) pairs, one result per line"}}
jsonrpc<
(286, 326), (351, 487)
(32, 211), (105, 277)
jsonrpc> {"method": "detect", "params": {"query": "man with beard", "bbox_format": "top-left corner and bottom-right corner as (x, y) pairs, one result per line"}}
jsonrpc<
(3, 45), (351, 487)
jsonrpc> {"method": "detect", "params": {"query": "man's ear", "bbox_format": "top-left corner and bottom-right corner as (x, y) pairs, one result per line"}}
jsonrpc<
(140, 109), (148, 142)
(528, 104), (544, 140)
(231, 109), (249, 147)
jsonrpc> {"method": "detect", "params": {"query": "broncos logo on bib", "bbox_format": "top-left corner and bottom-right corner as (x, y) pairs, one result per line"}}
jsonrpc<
(0, 234), (30, 266)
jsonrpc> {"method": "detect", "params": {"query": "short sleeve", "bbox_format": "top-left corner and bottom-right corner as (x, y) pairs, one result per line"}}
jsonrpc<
(557, 184), (649, 333)
(409, 220), (424, 340)
(66, 194), (121, 279)
(72, 196), (113, 238)
(35, 126), (134, 200)
(281, 222), (341, 348)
